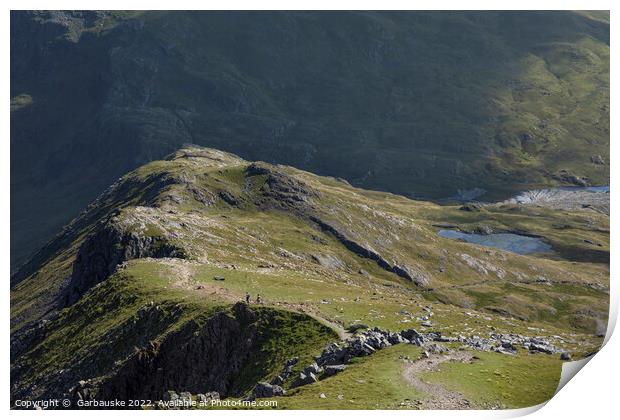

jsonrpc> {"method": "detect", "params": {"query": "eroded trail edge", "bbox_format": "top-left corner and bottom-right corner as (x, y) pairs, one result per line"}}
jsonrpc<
(402, 349), (473, 409)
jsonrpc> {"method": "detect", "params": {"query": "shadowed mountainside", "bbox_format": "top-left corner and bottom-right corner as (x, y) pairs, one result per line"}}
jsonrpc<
(10, 10), (609, 267)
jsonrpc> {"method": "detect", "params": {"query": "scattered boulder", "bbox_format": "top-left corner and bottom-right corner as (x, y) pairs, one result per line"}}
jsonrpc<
(271, 375), (285, 386)
(196, 392), (220, 403)
(293, 372), (318, 387)
(291, 325), (566, 393)
(347, 323), (369, 333)
(527, 341), (556, 354)
(271, 355), (300, 386)
(302, 362), (323, 375)
(560, 352), (571, 361)
(498, 341), (517, 354)
(253, 382), (286, 398)
(425, 343), (447, 354)
(163, 390), (179, 402)
(178, 392), (192, 401)
(401, 329), (424, 346)
(324, 365), (347, 377)
(316, 342), (348, 366)
(387, 332), (407, 345)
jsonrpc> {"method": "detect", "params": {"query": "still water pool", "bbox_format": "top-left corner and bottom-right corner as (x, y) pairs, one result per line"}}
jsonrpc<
(437, 230), (552, 255)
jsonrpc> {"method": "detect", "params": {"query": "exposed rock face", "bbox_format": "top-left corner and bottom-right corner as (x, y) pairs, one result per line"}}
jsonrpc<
(218, 190), (240, 206)
(75, 302), (260, 402)
(310, 253), (346, 270)
(65, 220), (186, 306)
(392, 265), (430, 287)
(310, 216), (430, 286)
(246, 163), (320, 211)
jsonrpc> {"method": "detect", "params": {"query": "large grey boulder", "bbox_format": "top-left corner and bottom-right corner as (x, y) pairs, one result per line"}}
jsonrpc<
(387, 332), (406, 345)
(303, 362), (323, 375)
(401, 328), (424, 345)
(293, 372), (318, 387)
(253, 382), (286, 398)
(324, 365), (347, 377)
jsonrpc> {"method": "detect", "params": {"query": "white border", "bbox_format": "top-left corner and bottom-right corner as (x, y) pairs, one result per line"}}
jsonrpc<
(4, 1), (617, 419)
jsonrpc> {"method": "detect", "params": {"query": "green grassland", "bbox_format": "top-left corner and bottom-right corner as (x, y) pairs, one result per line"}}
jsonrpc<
(272, 345), (426, 409)
(10, 147), (608, 409)
(421, 349), (562, 409)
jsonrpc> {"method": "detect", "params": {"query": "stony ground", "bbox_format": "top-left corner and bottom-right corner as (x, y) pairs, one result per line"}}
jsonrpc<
(402, 349), (474, 410)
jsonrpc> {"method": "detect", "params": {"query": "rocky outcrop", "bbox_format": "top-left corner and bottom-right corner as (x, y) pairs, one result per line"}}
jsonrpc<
(252, 382), (286, 398)
(64, 220), (186, 306)
(72, 303), (260, 403)
(270, 357), (298, 386)
(310, 253), (346, 270)
(287, 326), (566, 389)
(309, 217), (430, 287)
(10, 318), (52, 360)
(246, 163), (320, 211)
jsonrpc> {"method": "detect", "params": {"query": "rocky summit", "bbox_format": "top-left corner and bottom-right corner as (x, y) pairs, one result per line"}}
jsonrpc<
(10, 146), (609, 409)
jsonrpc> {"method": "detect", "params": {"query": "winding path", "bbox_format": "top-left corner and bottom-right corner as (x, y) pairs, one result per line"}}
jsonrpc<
(402, 350), (473, 409)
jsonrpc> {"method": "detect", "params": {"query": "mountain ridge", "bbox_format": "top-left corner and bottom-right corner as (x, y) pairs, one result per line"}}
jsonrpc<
(10, 10), (610, 267)
(11, 146), (609, 408)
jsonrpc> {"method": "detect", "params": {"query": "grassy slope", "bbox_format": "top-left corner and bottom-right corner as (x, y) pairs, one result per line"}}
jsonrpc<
(422, 350), (562, 409)
(272, 345), (426, 409)
(10, 10), (609, 267)
(10, 147), (608, 408)
(270, 345), (562, 409)
(13, 264), (338, 401)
